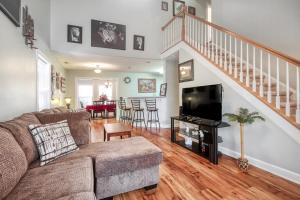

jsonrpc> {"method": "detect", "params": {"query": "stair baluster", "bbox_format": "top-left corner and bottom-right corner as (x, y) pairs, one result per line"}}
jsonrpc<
(286, 62), (290, 116)
(229, 35), (233, 74)
(234, 38), (238, 78)
(276, 58), (281, 109)
(267, 54), (272, 103)
(246, 43), (250, 87)
(201, 22), (204, 53)
(216, 29), (219, 65)
(220, 31), (223, 68)
(252, 47), (256, 92)
(240, 41), (243, 82)
(208, 26), (211, 59)
(224, 33), (227, 71)
(297, 68), (300, 123)
(212, 28), (215, 62)
(259, 50), (264, 97)
(204, 24), (207, 56)
(197, 20), (200, 51)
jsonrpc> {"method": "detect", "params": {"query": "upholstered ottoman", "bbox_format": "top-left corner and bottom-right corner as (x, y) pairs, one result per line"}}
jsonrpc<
(94, 136), (163, 199)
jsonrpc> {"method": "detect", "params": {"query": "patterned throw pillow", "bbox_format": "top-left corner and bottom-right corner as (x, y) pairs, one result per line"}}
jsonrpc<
(28, 120), (79, 166)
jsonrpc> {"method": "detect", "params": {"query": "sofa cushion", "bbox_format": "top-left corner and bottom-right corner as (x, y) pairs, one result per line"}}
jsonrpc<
(0, 113), (41, 164)
(35, 111), (91, 146)
(55, 192), (96, 200)
(5, 157), (94, 200)
(29, 120), (79, 166)
(0, 128), (28, 199)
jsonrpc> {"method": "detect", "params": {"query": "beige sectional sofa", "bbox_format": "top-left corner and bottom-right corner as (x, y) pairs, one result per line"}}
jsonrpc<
(0, 108), (162, 200)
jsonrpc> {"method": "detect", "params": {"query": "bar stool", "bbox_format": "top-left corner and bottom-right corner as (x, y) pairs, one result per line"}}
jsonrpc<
(145, 98), (160, 130)
(131, 99), (147, 129)
(118, 99), (132, 123)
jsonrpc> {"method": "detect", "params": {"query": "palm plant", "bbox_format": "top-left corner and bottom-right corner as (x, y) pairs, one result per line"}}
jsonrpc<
(223, 108), (265, 171)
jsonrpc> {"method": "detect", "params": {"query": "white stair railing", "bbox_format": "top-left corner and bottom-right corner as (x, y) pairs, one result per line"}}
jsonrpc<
(162, 7), (300, 128)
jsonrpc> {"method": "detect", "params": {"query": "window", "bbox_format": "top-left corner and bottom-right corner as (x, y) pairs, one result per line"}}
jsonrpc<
(98, 85), (113, 100)
(76, 79), (116, 108)
(37, 53), (51, 111)
(78, 85), (93, 108)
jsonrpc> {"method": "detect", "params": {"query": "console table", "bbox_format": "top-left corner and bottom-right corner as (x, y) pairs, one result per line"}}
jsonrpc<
(171, 116), (230, 164)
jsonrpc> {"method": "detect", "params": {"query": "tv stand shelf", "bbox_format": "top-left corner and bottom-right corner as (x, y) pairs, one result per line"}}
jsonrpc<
(171, 116), (230, 164)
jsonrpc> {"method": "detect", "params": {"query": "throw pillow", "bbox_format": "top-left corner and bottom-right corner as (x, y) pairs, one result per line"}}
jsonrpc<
(28, 120), (79, 166)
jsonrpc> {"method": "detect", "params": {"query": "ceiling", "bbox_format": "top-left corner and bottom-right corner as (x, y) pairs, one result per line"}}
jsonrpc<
(54, 51), (164, 74)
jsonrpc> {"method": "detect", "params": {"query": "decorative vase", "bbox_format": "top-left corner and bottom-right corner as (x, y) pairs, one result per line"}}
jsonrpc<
(237, 158), (249, 172)
(238, 123), (249, 172)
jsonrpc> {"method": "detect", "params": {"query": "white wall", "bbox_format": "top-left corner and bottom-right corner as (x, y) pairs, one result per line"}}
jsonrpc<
(163, 59), (180, 126)
(0, 0), (65, 121)
(211, 0), (300, 60)
(50, 0), (208, 60)
(66, 69), (164, 108)
(178, 48), (300, 176)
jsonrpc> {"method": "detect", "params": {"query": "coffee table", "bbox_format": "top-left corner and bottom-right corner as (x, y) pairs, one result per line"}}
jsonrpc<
(103, 123), (132, 141)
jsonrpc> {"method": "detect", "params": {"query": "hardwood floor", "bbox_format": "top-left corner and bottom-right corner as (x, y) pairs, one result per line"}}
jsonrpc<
(91, 119), (300, 200)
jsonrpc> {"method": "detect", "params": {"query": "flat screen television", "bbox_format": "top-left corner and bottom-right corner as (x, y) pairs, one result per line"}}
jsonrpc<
(182, 84), (223, 121)
(0, 0), (21, 27)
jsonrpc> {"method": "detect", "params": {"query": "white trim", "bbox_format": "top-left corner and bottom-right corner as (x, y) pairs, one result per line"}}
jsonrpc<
(219, 146), (300, 185)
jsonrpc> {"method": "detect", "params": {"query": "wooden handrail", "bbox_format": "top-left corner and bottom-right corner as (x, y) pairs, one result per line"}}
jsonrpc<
(161, 10), (185, 31)
(184, 13), (300, 67)
(161, 9), (300, 67)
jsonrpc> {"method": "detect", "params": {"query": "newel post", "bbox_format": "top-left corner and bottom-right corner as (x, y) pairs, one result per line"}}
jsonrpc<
(181, 6), (187, 41)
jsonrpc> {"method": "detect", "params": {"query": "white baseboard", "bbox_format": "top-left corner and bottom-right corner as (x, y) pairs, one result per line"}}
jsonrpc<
(219, 147), (300, 185)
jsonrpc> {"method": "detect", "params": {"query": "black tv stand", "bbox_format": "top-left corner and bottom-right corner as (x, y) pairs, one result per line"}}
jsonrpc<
(171, 116), (230, 164)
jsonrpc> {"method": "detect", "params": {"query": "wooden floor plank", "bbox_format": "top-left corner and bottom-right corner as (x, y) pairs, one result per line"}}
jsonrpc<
(91, 119), (300, 200)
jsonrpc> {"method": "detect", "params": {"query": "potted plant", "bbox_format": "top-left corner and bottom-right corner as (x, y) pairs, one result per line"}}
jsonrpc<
(223, 108), (265, 172)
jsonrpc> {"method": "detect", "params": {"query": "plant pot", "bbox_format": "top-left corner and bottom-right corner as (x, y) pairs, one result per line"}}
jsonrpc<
(237, 158), (249, 172)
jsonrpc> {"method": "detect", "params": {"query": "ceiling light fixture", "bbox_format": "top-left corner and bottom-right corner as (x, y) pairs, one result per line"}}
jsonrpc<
(94, 65), (102, 74)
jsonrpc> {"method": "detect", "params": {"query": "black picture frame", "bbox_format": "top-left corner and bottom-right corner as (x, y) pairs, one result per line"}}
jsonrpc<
(161, 1), (168, 11)
(133, 35), (145, 51)
(173, 0), (185, 16)
(178, 59), (194, 83)
(91, 19), (126, 50)
(160, 83), (167, 96)
(188, 6), (196, 16)
(0, 0), (21, 27)
(67, 25), (82, 44)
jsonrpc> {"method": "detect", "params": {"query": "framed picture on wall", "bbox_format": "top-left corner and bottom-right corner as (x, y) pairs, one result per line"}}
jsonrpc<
(67, 25), (82, 44)
(161, 1), (168, 11)
(138, 79), (156, 93)
(91, 19), (126, 50)
(160, 83), (167, 96)
(188, 6), (196, 16)
(133, 35), (145, 51)
(178, 59), (194, 82)
(173, 0), (185, 16)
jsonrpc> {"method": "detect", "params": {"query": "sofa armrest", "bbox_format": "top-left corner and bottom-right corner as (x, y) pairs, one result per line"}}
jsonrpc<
(35, 111), (91, 145)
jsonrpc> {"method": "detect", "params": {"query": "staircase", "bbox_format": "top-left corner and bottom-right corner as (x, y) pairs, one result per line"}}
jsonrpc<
(161, 7), (300, 129)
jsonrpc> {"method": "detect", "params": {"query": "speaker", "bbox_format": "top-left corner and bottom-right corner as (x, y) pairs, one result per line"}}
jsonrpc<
(179, 106), (183, 116)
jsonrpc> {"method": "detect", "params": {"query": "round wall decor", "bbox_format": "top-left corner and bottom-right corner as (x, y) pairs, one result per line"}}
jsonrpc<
(123, 76), (131, 84)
